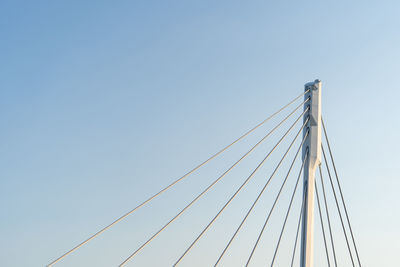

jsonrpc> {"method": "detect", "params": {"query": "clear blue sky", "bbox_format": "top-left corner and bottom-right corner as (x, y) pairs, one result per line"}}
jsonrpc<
(1, 1), (399, 266)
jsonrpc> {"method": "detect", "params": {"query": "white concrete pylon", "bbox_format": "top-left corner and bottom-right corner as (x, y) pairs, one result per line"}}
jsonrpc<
(300, 80), (322, 267)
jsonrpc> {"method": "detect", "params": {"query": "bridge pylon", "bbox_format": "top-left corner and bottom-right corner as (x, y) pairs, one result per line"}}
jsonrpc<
(300, 79), (322, 267)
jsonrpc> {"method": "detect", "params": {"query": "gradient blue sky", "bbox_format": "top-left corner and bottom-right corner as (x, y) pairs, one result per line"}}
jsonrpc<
(1, 1), (400, 266)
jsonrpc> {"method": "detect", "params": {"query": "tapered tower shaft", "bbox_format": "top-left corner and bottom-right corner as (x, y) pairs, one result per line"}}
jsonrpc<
(300, 80), (322, 267)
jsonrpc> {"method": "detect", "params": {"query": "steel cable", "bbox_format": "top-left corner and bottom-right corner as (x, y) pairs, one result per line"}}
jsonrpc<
(215, 123), (310, 266)
(322, 119), (362, 267)
(315, 179), (331, 267)
(290, 189), (305, 267)
(245, 153), (308, 265)
(319, 165), (338, 267)
(171, 107), (310, 267)
(118, 103), (310, 267)
(270, 151), (308, 266)
(47, 91), (310, 266)
(321, 145), (355, 267)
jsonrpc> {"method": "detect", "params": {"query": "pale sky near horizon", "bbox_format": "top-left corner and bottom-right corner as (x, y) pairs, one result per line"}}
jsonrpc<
(1, 1), (400, 267)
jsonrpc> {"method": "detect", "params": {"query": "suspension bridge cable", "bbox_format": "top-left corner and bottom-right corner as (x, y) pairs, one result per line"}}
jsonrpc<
(318, 165), (338, 267)
(322, 119), (362, 267)
(118, 104), (310, 267)
(290, 188), (305, 267)
(315, 179), (331, 267)
(270, 151), (308, 267)
(321, 145), (355, 267)
(215, 122), (310, 266)
(47, 92), (310, 267)
(245, 151), (308, 266)
(171, 107), (311, 267)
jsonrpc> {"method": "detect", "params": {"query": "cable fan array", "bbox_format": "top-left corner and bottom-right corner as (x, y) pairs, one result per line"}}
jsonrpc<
(47, 91), (361, 267)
